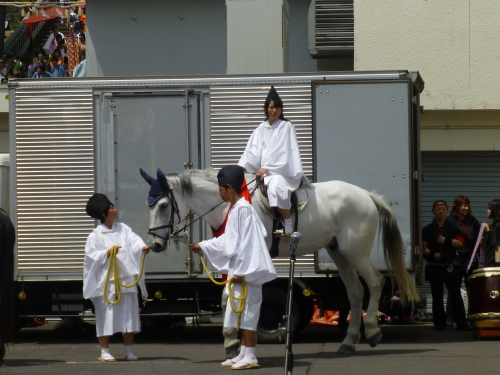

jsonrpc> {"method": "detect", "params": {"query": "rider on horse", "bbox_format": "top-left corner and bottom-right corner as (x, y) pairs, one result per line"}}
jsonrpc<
(238, 86), (309, 236)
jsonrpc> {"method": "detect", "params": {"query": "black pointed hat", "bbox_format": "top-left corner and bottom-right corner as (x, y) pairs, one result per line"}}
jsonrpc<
(265, 85), (283, 107)
(217, 165), (244, 189)
(86, 193), (113, 220)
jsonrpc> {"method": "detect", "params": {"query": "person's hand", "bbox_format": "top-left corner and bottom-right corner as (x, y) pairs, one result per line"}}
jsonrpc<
(232, 275), (244, 284)
(483, 223), (490, 232)
(423, 247), (430, 256)
(142, 246), (150, 254)
(189, 243), (202, 253)
(434, 253), (442, 261)
(106, 246), (121, 257)
(256, 168), (268, 178)
(437, 235), (445, 244)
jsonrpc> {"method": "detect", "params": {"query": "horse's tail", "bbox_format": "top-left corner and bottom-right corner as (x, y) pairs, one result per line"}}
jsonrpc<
(368, 193), (419, 306)
(0, 208), (16, 345)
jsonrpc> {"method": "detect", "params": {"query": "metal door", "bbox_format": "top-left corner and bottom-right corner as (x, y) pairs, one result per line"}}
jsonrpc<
(313, 80), (418, 271)
(99, 91), (200, 276)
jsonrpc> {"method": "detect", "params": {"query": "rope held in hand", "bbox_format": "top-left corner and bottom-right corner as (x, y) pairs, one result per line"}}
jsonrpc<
(103, 245), (147, 305)
(198, 253), (247, 330)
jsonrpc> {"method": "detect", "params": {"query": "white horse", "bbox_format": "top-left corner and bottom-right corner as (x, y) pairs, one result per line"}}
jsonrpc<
(140, 168), (419, 354)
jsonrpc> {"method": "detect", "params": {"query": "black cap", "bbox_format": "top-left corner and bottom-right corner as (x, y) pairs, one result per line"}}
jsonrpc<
(85, 193), (113, 220)
(217, 165), (244, 189)
(265, 85), (283, 107)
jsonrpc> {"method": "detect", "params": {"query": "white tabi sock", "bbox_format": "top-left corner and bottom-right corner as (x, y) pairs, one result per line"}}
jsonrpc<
(241, 346), (258, 364)
(283, 218), (293, 234)
(100, 348), (115, 361)
(124, 345), (137, 359)
(231, 345), (246, 363)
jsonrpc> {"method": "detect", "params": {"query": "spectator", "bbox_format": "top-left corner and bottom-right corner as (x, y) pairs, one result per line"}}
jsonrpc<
(448, 196), (481, 287)
(0, 60), (7, 84)
(73, 50), (86, 77)
(483, 199), (500, 267)
(79, 32), (86, 60)
(33, 64), (52, 78)
(44, 26), (64, 55)
(58, 40), (68, 59)
(5, 54), (26, 79)
(28, 52), (48, 78)
(50, 57), (67, 78)
(422, 200), (469, 331)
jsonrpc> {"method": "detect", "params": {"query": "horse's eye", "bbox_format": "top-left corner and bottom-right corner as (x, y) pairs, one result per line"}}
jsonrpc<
(160, 203), (168, 209)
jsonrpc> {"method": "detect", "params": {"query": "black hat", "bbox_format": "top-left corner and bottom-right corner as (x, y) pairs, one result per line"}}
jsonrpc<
(217, 165), (244, 189)
(265, 85), (283, 107)
(85, 193), (113, 220)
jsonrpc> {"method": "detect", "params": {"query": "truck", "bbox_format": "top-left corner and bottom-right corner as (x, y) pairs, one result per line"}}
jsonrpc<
(8, 70), (424, 341)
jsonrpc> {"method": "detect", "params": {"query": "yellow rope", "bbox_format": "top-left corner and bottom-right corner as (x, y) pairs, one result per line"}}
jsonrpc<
(103, 245), (147, 305)
(198, 253), (247, 330)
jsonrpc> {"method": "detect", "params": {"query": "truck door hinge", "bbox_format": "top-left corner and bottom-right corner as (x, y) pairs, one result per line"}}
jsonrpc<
(183, 102), (192, 108)
(412, 96), (417, 104)
(184, 162), (193, 168)
(413, 171), (419, 180)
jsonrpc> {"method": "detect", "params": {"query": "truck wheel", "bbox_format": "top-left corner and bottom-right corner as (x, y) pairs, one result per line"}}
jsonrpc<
(257, 286), (300, 344)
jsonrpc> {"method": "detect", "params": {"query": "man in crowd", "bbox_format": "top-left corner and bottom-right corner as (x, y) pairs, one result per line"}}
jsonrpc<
(50, 57), (67, 77)
(5, 54), (26, 79)
(33, 64), (52, 78)
(28, 52), (48, 78)
(44, 25), (64, 55)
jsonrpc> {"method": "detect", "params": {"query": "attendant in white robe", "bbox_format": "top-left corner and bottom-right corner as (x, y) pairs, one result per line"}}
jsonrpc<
(238, 85), (308, 235)
(189, 165), (277, 370)
(43, 26), (64, 55)
(83, 193), (150, 362)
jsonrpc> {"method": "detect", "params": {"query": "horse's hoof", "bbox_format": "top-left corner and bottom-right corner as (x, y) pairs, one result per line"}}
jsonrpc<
(336, 344), (356, 355)
(367, 331), (383, 348)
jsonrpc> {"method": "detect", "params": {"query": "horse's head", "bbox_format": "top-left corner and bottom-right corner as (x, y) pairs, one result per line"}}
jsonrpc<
(140, 167), (178, 253)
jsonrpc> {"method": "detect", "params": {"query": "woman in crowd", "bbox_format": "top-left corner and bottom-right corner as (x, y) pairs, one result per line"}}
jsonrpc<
(448, 196), (481, 288)
(83, 193), (150, 361)
(483, 199), (500, 267)
(422, 200), (468, 330)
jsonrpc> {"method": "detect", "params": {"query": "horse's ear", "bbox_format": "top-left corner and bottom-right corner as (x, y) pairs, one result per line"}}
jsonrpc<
(157, 168), (170, 192)
(140, 168), (154, 186)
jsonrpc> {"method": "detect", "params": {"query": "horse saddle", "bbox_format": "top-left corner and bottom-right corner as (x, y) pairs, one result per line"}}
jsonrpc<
(258, 181), (309, 217)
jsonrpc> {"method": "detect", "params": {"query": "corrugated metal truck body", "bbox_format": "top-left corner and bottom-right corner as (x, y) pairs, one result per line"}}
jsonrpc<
(8, 71), (424, 338)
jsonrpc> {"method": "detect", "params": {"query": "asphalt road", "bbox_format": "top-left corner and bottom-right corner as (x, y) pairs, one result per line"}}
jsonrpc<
(1, 320), (498, 375)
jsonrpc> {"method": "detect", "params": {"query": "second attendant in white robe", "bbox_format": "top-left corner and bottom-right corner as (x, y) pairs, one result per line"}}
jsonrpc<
(238, 119), (309, 209)
(83, 222), (148, 337)
(199, 198), (277, 330)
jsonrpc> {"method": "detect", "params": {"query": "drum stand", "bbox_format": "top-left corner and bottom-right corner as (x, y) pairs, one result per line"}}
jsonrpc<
(284, 232), (301, 375)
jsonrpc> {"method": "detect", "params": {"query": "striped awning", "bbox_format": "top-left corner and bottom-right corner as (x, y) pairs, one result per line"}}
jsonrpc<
(23, 8), (66, 24)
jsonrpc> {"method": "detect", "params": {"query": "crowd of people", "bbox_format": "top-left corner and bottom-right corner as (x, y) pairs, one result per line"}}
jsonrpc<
(0, 22), (86, 83)
(423, 196), (500, 331)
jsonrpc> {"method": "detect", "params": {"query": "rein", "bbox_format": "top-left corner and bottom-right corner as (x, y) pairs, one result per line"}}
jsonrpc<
(148, 177), (260, 240)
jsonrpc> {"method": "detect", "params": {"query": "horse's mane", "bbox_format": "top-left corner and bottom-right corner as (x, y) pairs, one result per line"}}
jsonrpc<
(167, 169), (218, 197)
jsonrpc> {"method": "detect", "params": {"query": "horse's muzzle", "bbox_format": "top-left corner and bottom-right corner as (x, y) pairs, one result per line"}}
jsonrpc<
(150, 242), (165, 253)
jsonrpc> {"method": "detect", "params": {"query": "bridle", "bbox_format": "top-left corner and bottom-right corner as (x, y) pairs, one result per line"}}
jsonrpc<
(147, 177), (261, 243)
(147, 186), (181, 242)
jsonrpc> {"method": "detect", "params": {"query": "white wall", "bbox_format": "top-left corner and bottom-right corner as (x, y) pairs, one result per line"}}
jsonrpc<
(354, 0), (500, 110)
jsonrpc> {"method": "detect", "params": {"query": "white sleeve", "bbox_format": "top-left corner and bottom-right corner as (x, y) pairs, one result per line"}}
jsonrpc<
(238, 127), (262, 173)
(199, 234), (229, 273)
(82, 232), (108, 299)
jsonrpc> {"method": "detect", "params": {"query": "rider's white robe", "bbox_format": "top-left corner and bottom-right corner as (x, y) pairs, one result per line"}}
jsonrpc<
(199, 198), (277, 330)
(83, 222), (147, 336)
(238, 119), (308, 209)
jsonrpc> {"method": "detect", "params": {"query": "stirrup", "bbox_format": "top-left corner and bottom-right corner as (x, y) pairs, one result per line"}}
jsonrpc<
(273, 229), (291, 237)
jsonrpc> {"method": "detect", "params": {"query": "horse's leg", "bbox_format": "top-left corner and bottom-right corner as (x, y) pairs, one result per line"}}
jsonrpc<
(327, 247), (364, 355)
(349, 258), (385, 347)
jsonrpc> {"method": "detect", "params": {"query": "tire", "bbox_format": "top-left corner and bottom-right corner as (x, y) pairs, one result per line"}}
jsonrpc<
(257, 286), (302, 344)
